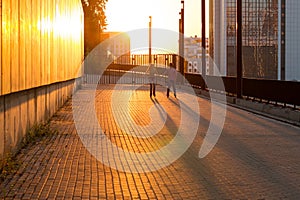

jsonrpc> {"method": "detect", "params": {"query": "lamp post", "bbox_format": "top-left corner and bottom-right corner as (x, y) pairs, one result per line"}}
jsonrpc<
(179, 0), (185, 75)
(201, 0), (206, 88)
(149, 16), (152, 65)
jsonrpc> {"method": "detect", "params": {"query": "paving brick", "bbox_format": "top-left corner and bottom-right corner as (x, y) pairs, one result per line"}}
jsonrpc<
(0, 84), (299, 199)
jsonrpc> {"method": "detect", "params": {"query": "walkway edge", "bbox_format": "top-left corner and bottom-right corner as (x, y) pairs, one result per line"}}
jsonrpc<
(198, 89), (300, 127)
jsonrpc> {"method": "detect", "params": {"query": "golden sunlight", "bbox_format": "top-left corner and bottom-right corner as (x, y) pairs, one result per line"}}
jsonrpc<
(106, 0), (206, 37)
(106, 0), (208, 53)
(38, 5), (83, 40)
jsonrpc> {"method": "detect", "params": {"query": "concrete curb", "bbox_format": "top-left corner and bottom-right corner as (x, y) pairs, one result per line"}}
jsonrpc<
(235, 99), (300, 126)
(197, 89), (300, 127)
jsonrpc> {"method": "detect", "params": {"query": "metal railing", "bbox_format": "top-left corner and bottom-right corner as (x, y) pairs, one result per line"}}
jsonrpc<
(113, 54), (178, 67)
(84, 67), (168, 86)
(84, 62), (300, 109)
(185, 73), (300, 108)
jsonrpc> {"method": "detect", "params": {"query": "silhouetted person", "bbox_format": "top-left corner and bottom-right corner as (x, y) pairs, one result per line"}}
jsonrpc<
(165, 63), (177, 98)
(146, 64), (157, 97)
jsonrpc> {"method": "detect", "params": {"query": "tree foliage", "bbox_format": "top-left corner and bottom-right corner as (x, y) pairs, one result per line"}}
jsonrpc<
(81, 0), (108, 56)
(81, 0), (108, 32)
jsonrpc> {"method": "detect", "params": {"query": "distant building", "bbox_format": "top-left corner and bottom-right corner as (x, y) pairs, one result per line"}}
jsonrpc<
(184, 36), (210, 74)
(284, 1), (300, 81)
(101, 32), (131, 64)
(210, 0), (300, 81)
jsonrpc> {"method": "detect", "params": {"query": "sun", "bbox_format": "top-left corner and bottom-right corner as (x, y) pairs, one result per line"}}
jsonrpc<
(105, 0), (208, 53)
(106, 0), (207, 37)
(106, 0), (181, 32)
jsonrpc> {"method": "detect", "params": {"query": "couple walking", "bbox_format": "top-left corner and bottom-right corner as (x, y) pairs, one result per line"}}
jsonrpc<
(146, 63), (177, 98)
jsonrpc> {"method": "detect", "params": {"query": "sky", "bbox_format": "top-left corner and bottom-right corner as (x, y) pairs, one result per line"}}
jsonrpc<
(105, 0), (208, 53)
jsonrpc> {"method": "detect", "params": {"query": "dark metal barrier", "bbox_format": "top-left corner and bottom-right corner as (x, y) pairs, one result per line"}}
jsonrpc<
(184, 73), (300, 107)
(185, 73), (236, 94)
(206, 76), (237, 95)
(243, 78), (300, 106)
(184, 73), (206, 89)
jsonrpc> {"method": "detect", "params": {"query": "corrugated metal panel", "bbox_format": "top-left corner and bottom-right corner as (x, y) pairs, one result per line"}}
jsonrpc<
(2, 0), (11, 94)
(0, 0), (84, 96)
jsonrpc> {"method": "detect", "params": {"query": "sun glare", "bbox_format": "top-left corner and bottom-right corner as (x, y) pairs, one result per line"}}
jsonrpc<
(106, 0), (181, 32)
(106, 0), (208, 53)
(38, 5), (83, 40)
(106, 0), (207, 36)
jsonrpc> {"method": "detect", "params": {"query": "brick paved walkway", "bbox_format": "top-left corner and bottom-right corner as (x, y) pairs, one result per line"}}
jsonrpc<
(1, 84), (300, 199)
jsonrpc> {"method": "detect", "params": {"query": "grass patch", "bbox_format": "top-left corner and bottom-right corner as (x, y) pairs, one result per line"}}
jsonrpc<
(0, 121), (57, 182)
(0, 153), (21, 182)
(21, 122), (57, 149)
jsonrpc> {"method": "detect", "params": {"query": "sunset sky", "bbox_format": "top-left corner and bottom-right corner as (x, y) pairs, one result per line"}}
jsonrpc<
(105, 0), (208, 53)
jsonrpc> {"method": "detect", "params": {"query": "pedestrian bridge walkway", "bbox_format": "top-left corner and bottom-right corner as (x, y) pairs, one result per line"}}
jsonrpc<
(1, 84), (299, 199)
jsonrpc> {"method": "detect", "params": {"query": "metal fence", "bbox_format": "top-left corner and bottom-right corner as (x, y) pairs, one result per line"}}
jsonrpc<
(113, 54), (178, 67)
(84, 63), (300, 108)
(84, 70), (167, 85)
(185, 73), (300, 108)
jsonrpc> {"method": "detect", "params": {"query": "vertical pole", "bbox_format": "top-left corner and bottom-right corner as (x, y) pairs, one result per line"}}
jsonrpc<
(236, 0), (243, 98)
(179, 0), (184, 75)
(179, 17), (182, 70)
(149, 16), (152, 65)
(180, 1), (185, 75)
(201, 0), (206, 89)
(177, 0), (185, 85)
(208, 0), (214, 75)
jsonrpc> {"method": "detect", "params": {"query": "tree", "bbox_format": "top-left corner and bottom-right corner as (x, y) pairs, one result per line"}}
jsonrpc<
(81, 0), (108, 56)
